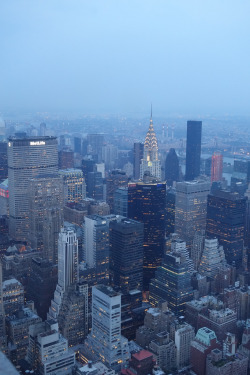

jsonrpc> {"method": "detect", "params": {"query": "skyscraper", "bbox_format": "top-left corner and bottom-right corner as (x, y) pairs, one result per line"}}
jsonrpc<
(149, 252), (193, 316)
(28, 174), (64, 262)
(59, 168), (86, 203)
(198, 238), (225, 278)
(0, 142), (7, 183)
(0, 262), (6, 352)
(128, 179), (166, 290)
(165, 148), (179, 186)
(140, 112), (161, 180)
(206, 190), (246, 266)
(109, 218), (144, 293)
(211, 152), (223, 182)
(175, 179), (210, 248)
(133, 142), (144, 180)
(106, 170), (129, 213)
(185, 120), (202, 181)
(8, 136), (58, 241)
(84, 285), (129, 370)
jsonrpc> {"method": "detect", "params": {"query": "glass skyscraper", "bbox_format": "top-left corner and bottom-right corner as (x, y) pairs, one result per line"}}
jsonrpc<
(185, 121), (202, 181)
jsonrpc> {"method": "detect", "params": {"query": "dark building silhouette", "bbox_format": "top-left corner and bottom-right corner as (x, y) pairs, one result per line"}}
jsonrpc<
(133, 143), (144, 180)
(205, 157), (212, 177)
(206, 191), (246, 266)
(165, 148), (179, 186)
(128, 178), (166, 290)
(185, 120), (202, 181)
(27, 257), (57, 320)
(87, 133), (104, 162)
(58, 148), (74, 169)
(110, 218), (144, 294)
(0, 142), (7, 183)
(74, 137), (82, 154)
(166, 188), (176, 237)
(149, 252), (193, 316)
(87, 171), (104, 200)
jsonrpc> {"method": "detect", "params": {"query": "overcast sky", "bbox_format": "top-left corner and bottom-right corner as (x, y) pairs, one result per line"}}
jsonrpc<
(0, 1), (250, 116)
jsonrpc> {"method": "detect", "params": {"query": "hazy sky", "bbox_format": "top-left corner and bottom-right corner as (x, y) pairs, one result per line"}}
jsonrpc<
(1, 1), (250, 115)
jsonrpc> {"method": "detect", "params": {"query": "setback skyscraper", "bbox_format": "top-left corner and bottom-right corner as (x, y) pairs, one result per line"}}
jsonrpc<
(185, 121), (202, 181)
(165, 148), (179, 186)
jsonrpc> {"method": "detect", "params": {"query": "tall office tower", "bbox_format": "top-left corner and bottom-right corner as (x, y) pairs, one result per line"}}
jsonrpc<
(102, 144), (118, 170)
(205, 157), (212, 177)
(244, 184), (250, 263)
(58, 148), (74, 169)
(82, 215), (109, 283)
(149, 252), (193, 316)
(140, 113), (161, 180)
(166, 188), (176, 237)
(128, 179), (166, 290)
(82, 157), (95, 178)
(106, 170), (129, 213)
(57, 283), (88, 347)
(211, 152), (223, 182)
(190, 327), (220, 375)
(175, 179), (210, 248)
(84, 285), (129, 370)
(39, 122), (46, 136)
(28, 174), (64, 263)
(165, 148), (179, 186)
(206, 191), (246, 266)
(48, 227), (78, 321)
(0, 142), (7, 183)
(109, 218), (144, 294)
(87, 133), (104, 162)
(170, 237), (194, 272)
(185, 120), (202, 181)
(198, 238), (225, 278)
(59, 168), (86, 203)
(26, 320), (75, 375)
(191, 230), (205, 271)
(133, 142), (144, 180)
(27, 257), (57, 320)
(0, 263), (6, 352)
(114, 187), (128, 217)
(87, 171), (104, 200)
(8, 136), (58, 242)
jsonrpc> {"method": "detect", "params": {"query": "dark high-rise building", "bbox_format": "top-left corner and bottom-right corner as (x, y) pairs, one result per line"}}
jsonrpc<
(87, 171), (104, 200)
(74, 136), (82, 154)
(0, 142), (7, 183)
(114, 187), (128, 217)
(185, 120), (202, 181)
(82, 157), (95, 178)
(166, 188), (176, 237)
(165, 148), (179, 186)
(58, 148), (74, 169)
(149, 252), (193, 316)
(106, 170), (129, 213)
(133, 143), (144, 180)
(110, 218), (144, 294)
(205, 157), (212, 177)
(8, 136), (58, 242)
(128, 179), (166, 290)
(87, 133), (104, 162)
(206, 191), (246, 266)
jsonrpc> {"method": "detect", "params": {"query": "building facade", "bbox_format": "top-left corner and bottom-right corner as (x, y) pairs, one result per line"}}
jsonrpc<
(185, 120), (202, 181)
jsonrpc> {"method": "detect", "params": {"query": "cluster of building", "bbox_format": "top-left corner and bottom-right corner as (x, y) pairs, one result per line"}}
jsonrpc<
(0, 114), (250, 375)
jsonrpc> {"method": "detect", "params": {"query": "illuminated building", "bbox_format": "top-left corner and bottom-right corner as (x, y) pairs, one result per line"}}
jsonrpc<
(110, 217), (143, 293)
(48, 227), (78, 321)
(165, 148), (179, 186)
(28, 174), (64, 263)
(0, 263), (6, 352)
(6, 306), (41, 364)
(185, 120), (202, 181)
(133, 142), (144, 180)
(198, 238), (225, 278)
(8, 136), (58, 242)
(106, 170), (128, 213)
(2, 278), (24, 317)
(206, 190), (246, 266)
(149, 251), (193, 316)
(82, 215), (109, 284)
(84, 285), (130, 370)
(140, 112), (161, 180)
(175, 179), (210, 248)
(26, 320), (75, 375)
(59, 168), (86, 203)
(211, 152), (223, 182)
(166, 188), (176, 237)
(128, 178), (166, 290)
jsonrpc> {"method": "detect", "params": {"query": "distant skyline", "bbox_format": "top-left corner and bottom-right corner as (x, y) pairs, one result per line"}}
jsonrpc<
(1, 1), (250, 116)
